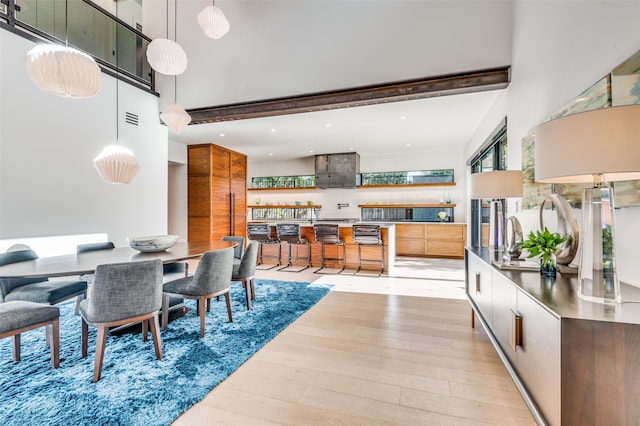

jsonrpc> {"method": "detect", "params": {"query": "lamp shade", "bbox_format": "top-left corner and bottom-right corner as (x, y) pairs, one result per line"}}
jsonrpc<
(535, 105), (640, 183)
(26, 44), (102, 98)
(469, 170), (523, 199)
(93, 145), (140, 184)
(198, 6), (230, 39)
(145, 38), (188, 76)
(160, 103), (192, 133)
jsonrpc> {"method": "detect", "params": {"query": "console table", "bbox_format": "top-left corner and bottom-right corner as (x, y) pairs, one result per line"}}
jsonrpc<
(465, 247), (640, 426)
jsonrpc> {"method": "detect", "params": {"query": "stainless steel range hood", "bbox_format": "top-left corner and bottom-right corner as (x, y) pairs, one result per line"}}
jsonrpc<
(314, 152), (360, 189)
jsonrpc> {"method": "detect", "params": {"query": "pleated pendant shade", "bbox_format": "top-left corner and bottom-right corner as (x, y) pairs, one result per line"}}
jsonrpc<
(93, 145), (140, 184)
(161, 103), (192, 133)
(197, 6), (230, 39)
(146, 38), (188, 76)
(26, 44), (102, 98)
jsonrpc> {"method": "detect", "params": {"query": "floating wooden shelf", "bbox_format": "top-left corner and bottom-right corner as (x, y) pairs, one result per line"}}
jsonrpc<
(249, 205), (321, 209)
(248, 182), (456, 191)
(358, 203), (456, 208)
(248, 187), (316, 191)
(356, 182), (456, 189)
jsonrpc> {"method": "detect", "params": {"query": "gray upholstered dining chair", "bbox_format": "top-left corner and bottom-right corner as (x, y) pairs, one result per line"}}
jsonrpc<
(76, 241), (116, 254)
(232, 240), (259, 310)
(0, 249), (87, 315)
(0, 301), (60, 368)
(76, 241), (116, 285)
(222, 235), (245, 266)
(79, 259), (163, 383)
(162, 247), (234, 338)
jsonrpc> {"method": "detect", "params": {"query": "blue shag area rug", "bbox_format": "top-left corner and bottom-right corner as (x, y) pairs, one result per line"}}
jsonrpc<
(0, 279), (330, 426)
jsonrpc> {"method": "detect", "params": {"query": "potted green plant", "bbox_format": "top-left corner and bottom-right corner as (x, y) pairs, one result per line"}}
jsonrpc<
(518, 227), (566, 276)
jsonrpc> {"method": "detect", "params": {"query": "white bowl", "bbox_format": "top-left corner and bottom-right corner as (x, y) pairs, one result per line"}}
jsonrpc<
(128, 235), (179, 252)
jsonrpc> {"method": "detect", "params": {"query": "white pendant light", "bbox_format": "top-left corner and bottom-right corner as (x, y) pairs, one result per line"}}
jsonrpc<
(146, 38), (188, 76)
(93, 145), (140, 184)
(161, 103), (192, 133)
(26, 44), (102, 98)
(198, 5), (230, 39)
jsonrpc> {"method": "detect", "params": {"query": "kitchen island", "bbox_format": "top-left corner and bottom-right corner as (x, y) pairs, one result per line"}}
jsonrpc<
(248, 222), (395, 274)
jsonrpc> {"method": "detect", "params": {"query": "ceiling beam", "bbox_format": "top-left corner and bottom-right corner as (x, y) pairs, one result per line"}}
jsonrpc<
(186, 66), (510, 125)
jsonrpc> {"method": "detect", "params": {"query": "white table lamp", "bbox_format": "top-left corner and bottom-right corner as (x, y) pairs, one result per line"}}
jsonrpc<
(535, 104), (640, 304)
(469, 170), (523, 253)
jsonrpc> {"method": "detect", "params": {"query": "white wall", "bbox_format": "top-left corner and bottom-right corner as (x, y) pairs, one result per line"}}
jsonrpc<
(0, 30), (168, 248)
(168, 140), (187, 240)
(465, 0), (640, 286)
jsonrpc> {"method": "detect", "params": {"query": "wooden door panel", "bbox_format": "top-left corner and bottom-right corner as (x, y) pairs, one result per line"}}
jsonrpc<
(188, 217), (212, 241)
(211, 217), (232, 241)
(188, 145), (212, 176)
(188, 176), (211, 217)
(397, 239), (426, 255)
(426, 240), (464, 257)
(230, 151), (247, 179)
(426, 224), (465, 240)
(209, 145), (231, 178)
(396, 224), (425, 239)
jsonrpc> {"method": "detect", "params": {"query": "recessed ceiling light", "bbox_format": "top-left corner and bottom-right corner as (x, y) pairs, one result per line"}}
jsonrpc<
(268, 153), (273, 156)
(309, 150), (314, 153)
(349, 147), (354, 150)
(400, 116), (406, 120)
(219, 133), (225, 137)
(325, 123), (332, 128)
(406, 143), (411, 147)
(270, 128), (276, 133)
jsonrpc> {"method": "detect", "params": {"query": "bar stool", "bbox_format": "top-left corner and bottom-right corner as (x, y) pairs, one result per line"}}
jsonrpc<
(247, 223), (280, 270)
(276, 223), (311, 272)
(313, 224), (345, 274)
(352, 224), (384, 276)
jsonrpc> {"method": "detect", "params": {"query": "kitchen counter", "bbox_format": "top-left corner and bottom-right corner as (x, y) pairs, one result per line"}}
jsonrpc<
(248, 222), (395, 274)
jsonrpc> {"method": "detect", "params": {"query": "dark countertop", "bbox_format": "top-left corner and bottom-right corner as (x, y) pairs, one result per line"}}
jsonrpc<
(467, 246), (640, 325)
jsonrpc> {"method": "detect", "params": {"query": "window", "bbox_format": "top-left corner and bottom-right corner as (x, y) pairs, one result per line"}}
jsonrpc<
(468, 119), (508, 247)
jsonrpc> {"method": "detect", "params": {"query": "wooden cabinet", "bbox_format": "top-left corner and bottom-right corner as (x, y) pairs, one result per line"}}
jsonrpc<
(396, 224), (426, 255)
(188, 144), (247, 241)
(516, 288), (560, 425)
(466, 251), (493, 327)
(465, 248), (640, 426)
(396, 223), (466, 258)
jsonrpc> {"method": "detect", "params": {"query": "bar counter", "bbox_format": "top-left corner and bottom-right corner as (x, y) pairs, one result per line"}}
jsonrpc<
(249, 222), (395, 273)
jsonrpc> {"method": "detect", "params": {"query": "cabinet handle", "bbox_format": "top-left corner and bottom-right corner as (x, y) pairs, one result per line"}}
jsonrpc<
(474, 271), (481, 294)
(510, 310), (523, 351)
(229, 193), (235, 234)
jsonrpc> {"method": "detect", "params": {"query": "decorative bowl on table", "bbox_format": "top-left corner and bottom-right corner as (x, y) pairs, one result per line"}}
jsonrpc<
(128, 235), (179, 252)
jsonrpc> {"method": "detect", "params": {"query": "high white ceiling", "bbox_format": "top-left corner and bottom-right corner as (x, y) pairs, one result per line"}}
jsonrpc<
(147, 0), (514, 162)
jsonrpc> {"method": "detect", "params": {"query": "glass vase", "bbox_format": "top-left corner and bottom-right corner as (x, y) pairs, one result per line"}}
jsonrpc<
(540, 253), (557, 277)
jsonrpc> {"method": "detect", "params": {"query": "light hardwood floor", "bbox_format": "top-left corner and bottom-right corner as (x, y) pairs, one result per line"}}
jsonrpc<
(172, 259), (535, 425)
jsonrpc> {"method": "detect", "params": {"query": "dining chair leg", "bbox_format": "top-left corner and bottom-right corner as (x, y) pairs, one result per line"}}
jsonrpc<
(150, 315), (163, 360)
(142, 319), (148, 342)
(207, 298), (212, 312)
(49, 319), (60, 368)
(93, 325), (108, 383)
(244, 280), (252, 310)
(197, 297), (207, 338)
(45, 327), (51, 347)
(11, 333), (20, 361)
(81, 319), (89, 358)
(161, 294), (170, 331)
(74, 294), (85, 315)
(224, 292), (233, 322)
(250, 278), (256, 300)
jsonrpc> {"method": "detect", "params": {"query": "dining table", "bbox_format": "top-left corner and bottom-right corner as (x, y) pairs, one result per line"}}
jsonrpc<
(0, 241), (237, 279)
